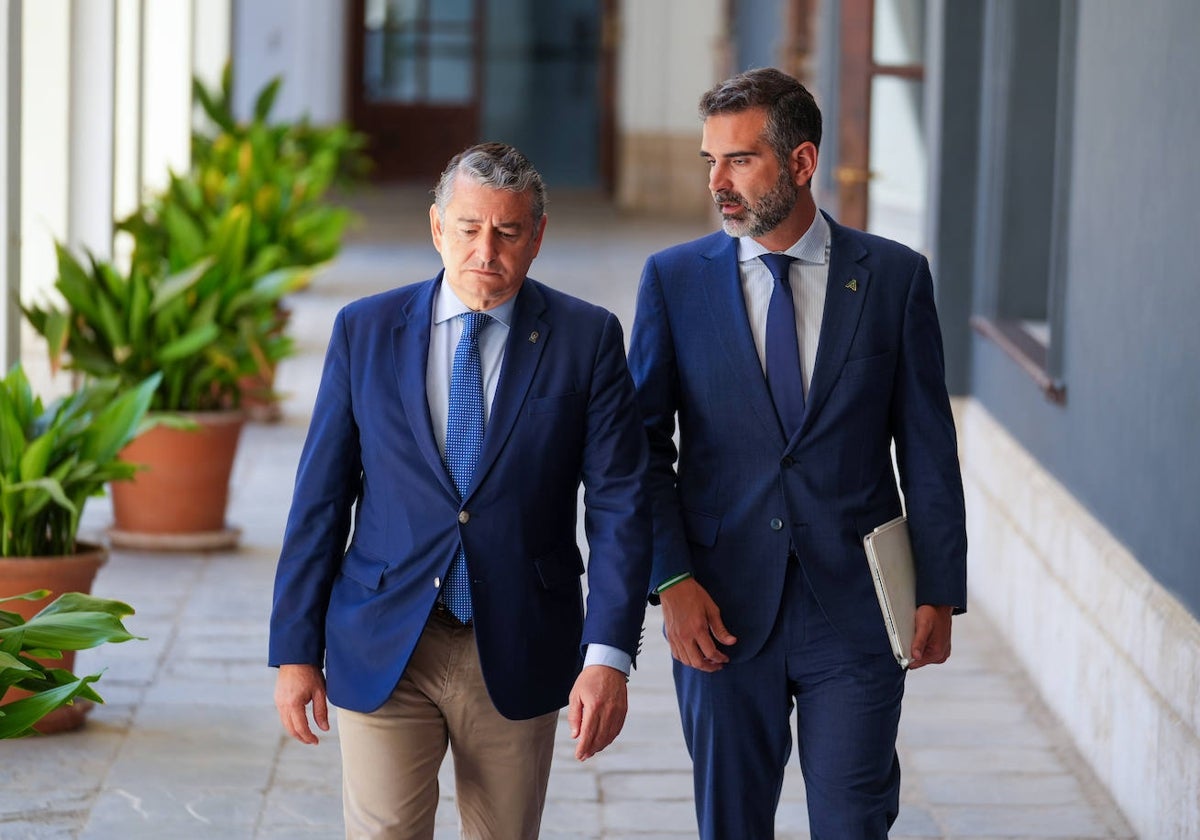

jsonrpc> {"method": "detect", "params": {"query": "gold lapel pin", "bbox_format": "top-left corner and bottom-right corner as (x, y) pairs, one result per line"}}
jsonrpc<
(845, 278), (858, 292)
(528, 330), (540, 343)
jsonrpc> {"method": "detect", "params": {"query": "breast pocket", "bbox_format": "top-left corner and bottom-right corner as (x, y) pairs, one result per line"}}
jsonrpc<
(526, 392), (582, 416)
(838, 350), (897, 384)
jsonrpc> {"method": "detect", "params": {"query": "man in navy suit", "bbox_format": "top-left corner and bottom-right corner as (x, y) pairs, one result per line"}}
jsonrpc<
(269, 143), (651, 839)
(628, 68), (968, 838)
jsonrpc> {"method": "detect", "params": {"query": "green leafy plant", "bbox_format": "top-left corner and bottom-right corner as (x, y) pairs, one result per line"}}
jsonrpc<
(0, 590), (141, 738)
(23, 243), (302, 411)
(113, 67), (367, 405)
(0, 363), (160, 557)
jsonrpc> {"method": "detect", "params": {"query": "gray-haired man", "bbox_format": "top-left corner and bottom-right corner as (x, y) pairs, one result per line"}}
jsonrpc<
(270, 143), (652, 839)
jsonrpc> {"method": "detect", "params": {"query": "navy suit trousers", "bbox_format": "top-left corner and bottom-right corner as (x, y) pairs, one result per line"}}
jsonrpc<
(673, 561), (906, 839)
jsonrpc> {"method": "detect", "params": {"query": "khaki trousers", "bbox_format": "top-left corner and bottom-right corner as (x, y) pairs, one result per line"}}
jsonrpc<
(335, 608), (559, 840)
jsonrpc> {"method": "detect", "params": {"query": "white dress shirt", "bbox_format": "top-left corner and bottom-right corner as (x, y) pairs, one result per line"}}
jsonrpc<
(736, 210), (832, 396)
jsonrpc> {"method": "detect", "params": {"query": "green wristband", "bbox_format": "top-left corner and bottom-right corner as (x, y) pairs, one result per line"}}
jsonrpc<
(656, 572), (693, 594)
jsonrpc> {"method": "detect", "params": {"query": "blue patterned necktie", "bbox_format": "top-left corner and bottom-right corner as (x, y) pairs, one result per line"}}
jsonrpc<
(760, 252), (805, 437)
(443, 311), (491, 623)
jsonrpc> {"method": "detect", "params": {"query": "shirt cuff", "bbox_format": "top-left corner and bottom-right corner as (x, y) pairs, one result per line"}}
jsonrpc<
(583, 643), (632, 675)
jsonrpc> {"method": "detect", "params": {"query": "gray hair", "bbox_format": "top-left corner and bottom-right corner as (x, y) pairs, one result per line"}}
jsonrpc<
(433, 142), (547, 223)
(699, 68), (823, 165)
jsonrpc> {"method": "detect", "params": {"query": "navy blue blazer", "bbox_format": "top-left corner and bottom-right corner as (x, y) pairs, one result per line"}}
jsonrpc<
(269, 274), (651, 719)
(628, 214), (967, 659)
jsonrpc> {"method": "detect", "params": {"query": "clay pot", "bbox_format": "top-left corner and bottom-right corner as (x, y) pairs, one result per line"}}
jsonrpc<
(0, 544), (108, 733)
(109, 411), (245, 550)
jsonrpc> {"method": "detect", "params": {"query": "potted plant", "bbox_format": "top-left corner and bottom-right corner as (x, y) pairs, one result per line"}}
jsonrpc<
(119, 66), (367, 420)
(23, 243), (300, 550)
(0, 590), (141, 738)
(0, 362), (156, 731)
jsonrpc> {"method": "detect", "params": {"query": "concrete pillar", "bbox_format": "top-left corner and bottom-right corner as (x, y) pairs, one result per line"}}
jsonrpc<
(1, 0), (21, 369)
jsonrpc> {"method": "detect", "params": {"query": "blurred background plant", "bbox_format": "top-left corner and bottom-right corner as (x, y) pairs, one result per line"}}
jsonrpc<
(115, 64), (369, 411)
(0, 364), (159, 556)
(22, 245), (295, 412)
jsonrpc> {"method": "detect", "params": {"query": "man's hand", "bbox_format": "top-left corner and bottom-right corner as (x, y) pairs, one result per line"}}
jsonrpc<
(908, 604), (954, 669)
(275, 664), (330, 744)
(568, 665), (628, 761)
(660, 577), (737, 672)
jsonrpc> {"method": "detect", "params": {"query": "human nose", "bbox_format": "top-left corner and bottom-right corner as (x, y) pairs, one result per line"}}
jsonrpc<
(476, 232), (497, 265)
(708, 161), (730, 193)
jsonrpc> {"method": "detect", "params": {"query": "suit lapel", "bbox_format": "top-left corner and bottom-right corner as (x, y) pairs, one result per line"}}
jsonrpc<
(799, 214), (870, 437)
(471, 280), (549, 497)
(393, 276), (458, 500)
(699, 235), (787, 446)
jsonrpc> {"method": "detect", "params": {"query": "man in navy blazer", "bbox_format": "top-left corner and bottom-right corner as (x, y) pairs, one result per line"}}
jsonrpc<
(269, 143), (651, 839)
(629, 69), (967, 838)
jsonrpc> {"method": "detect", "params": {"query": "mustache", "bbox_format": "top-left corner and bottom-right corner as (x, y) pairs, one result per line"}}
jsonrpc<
(713, 191), (745, 207)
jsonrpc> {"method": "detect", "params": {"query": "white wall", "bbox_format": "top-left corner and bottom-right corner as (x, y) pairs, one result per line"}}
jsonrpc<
(232, 0), (346, 124)
(618, 0), (722, 136)
(616, 0), (723, 217)
(962, 400), (1200, 839)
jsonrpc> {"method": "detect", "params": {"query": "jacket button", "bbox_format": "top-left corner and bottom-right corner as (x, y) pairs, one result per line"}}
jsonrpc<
(434, 576), (441, 588)
(770, 518), (783, 531)
(781, 456), (795, 468)
(458, 510), (470, 524)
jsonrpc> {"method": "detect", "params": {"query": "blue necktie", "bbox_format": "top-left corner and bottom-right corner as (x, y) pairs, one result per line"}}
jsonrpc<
(761, 253), (805, 437)
(444, 311), (491, 623)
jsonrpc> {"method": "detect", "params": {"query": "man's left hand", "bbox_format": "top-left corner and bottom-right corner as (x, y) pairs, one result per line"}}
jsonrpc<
(567, 664), (628, 761)
(908, 604), (954, 669)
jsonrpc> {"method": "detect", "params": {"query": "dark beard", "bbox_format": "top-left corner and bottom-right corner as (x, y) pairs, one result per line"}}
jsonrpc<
(716, 170), (799, 238)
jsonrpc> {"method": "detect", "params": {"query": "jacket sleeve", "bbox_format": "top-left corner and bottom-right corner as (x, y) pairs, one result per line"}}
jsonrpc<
(268, 309), (363, 667)
(578, 311), (653, 660)
(890, 255), (968, 612)
(628, 254), (695, 603)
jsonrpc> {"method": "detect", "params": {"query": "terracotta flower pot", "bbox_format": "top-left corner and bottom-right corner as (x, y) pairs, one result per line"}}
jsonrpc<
(0, 543), (108, 733)
(237, 372), (284, 424)
(109, 411), (245, 550)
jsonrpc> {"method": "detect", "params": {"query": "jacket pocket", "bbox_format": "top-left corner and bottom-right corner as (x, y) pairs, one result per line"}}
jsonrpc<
(340, 546), (388, 591)
(532, 547), (585, 590)
(682, 508), (721, 548)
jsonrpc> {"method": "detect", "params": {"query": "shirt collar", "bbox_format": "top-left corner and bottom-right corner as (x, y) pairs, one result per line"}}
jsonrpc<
(736, 210), (830, 265)
(434, 278), (517, 329)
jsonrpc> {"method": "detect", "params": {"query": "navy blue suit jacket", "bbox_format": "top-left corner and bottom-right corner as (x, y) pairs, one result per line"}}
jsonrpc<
(269, 274), (651, 719)
(628, 214), (967, 660)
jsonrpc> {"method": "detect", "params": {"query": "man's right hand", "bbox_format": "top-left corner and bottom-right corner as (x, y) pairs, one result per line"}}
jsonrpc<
(275, 663), (330, 745)
(660, 577), (737, 672)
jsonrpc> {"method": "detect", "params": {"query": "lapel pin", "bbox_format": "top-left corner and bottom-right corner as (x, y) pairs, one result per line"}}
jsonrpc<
(528, 330), (540, 344)
(845, 278), (858, 292)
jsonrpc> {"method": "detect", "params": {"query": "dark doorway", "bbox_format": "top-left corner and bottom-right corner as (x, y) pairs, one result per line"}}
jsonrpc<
(348, 0), (614, 190)
(348, 0), (485, 181)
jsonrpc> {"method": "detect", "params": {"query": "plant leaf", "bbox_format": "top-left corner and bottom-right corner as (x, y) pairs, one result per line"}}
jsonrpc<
(149, 259), (212, 314)
(0, 672), (102, 739)
(79, 373), (161, 463)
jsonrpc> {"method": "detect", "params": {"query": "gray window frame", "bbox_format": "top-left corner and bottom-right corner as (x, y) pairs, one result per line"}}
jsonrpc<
(969, 0), (1077, 405)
